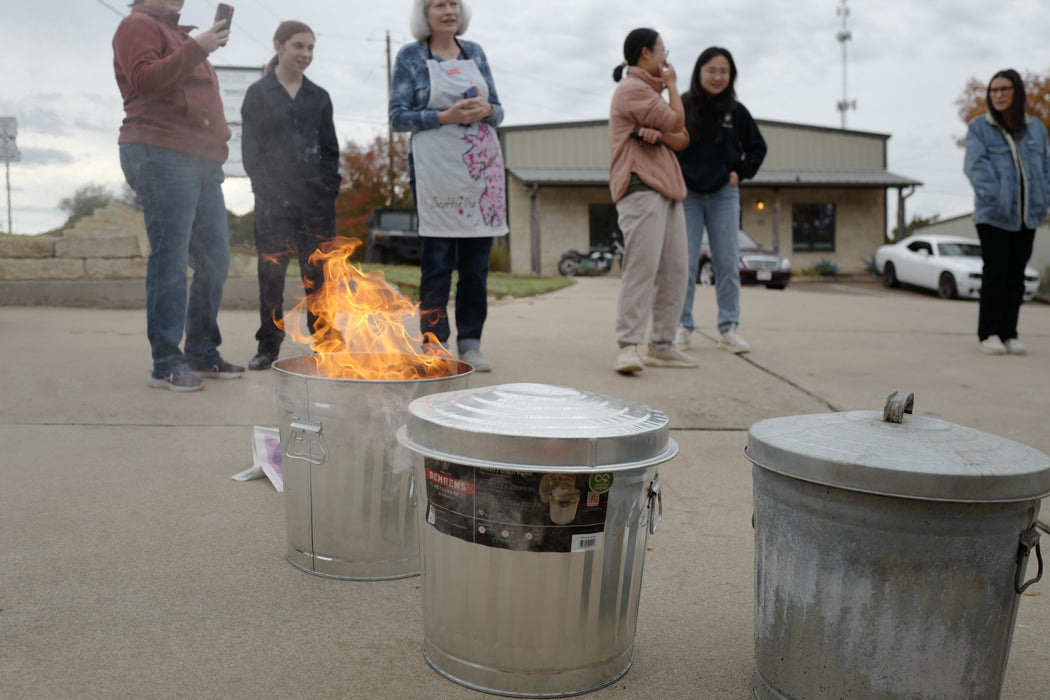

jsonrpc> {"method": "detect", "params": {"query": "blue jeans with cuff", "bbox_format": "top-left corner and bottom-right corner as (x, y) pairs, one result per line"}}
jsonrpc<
(419, 236), (493, 354)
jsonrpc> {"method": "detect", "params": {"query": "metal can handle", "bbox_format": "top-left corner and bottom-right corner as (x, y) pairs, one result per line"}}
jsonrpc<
(286, 419), (327, 466)
(883, 390), (914, 423)
(648, 477), (663, 535)
(1015, 525), (1043, 595)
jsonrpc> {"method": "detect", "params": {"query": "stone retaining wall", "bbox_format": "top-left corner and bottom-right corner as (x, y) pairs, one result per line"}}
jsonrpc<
(0, 202), (255, 281)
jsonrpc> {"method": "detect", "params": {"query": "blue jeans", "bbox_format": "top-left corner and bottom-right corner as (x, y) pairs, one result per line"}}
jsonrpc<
(119, 144), (230, 375)
(679, 185), (741, 334)
(419, 236), (493, 353)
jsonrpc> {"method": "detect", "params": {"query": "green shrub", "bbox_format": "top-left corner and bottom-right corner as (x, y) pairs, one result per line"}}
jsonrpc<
(813, 258), (839, 277)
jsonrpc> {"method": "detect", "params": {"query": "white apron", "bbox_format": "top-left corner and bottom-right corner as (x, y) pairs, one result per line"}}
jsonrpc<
(411, 52), (508, 238)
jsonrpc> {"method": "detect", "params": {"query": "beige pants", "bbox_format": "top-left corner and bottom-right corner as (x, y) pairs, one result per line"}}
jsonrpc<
(615, 190), (689, 347)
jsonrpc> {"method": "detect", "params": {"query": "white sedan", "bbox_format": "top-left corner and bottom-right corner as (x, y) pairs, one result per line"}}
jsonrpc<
(875, 233), (1040, 300)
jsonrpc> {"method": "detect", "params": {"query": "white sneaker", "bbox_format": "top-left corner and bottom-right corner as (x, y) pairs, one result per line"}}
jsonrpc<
(644, 344), (698, 368)
(614, 345), (644, 374)
(979, 337), (1007, 355)
(674, 325), (691, 350)
(719, 325), (750, 354)
(1003, 338), (1027, 355)
(460, 348), (492, 372)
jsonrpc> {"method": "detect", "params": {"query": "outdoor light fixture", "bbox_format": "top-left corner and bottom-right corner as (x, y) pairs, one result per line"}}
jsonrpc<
(756, 200), (766, 211)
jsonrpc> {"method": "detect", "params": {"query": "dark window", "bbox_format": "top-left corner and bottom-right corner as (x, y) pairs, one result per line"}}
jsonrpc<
(792, 203), (836, 253)
(589, 204), (620, 247)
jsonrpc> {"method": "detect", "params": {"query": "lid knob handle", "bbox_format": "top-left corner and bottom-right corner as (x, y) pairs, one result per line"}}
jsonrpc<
(883, 391), (914, 424)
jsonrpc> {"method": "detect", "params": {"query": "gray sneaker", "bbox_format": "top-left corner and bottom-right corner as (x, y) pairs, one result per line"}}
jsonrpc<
(644, 344), (698, 368)
(1004, 338), (1027, 355)
(148, 370), (204, 392)
(614, 345), (644, 374)
(719, 325), (750, 354)
(979, 337), (1007, 355)
(460, 348), (492, 372)
(674, 324), (691, 350)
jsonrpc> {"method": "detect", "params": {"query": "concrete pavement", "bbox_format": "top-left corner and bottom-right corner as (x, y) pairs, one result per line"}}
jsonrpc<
(1, 277), (1048, 699)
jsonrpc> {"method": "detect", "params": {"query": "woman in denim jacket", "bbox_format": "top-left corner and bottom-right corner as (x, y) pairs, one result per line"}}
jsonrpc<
(964, 69), (1050, 355)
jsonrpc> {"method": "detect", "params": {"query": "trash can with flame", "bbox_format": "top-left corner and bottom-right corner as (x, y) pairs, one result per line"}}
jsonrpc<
(746, 392), (1048, 699)
(273, 353), (471, 580)
(397, 383), (676, 697)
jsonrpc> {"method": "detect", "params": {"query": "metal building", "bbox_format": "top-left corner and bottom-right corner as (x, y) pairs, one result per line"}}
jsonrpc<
(500, 119), (922, 277)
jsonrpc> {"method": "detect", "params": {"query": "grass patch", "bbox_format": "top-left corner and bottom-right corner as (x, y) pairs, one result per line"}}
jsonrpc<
(232, 252), (575, 301)
(366, 264), (574, 301)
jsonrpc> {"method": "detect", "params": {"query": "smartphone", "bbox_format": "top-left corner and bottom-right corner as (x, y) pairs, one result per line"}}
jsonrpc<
(461, 84), (478, 99)
(215, 3), (234, 31)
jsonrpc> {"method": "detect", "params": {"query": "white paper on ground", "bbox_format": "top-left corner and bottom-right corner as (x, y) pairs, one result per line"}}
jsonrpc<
(232, 426), (284, 492)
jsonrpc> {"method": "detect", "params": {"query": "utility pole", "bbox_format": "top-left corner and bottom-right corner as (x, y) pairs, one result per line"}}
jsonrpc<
(386, 30), (395, 206)
(836, 0), (856, 129)
(0, 117), (20, 234)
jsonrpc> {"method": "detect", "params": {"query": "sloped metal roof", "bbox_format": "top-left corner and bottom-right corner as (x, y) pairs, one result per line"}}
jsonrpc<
(750, 170), (923, 188)
(507, 167), (923, 189)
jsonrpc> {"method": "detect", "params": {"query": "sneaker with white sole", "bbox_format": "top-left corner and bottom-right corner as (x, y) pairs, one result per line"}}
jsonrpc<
(979, 337), (1007, 355)
(674, 324), (691, 350)
(190, 359), (246, 379)
(614, 345), (644, 374)
(1003, 338), (1027, 355)
(460, 348), (492, 372)
(148, 370), (204, 392)
(719, 325), (750, 354)
(644, 344), (698, 368)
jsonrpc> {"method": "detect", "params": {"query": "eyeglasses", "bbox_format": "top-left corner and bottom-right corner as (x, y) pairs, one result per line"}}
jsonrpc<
(990, 86), (1014, 95)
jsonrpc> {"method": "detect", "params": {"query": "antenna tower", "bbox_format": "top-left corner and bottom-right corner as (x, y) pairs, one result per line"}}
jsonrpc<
(836, 0), (856, 128)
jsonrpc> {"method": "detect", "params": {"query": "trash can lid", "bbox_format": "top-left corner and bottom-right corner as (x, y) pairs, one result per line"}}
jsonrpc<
(398, 383), (678, 472)
(746, 408), (1050, 502)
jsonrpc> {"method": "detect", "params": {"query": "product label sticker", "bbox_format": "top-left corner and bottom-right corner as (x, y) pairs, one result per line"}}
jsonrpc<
(422, 458), (608, 553)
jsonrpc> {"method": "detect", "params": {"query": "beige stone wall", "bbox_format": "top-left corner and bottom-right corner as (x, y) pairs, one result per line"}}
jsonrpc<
(509, 180), (887, 277)
(0, 201), (257, 281)
(507, 178), (612, 276)
(741, 187), (887, 274)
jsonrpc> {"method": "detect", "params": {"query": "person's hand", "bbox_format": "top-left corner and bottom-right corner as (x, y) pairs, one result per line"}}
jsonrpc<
(440, 97), (494, 125)
(661, 61), (678, 88)
(729, 171), (740, 187)
(636, 126), (662, 144)
(195, 20), (230, 54)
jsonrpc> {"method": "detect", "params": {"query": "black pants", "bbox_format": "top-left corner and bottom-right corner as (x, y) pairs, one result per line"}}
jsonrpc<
(254, 200), (336, 354)
(975, 223), (1034, 342)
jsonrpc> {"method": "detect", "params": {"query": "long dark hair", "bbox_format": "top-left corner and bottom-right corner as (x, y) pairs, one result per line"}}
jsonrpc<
(987, 69), (1027, 138)
(265, 21), (315, 74)
(612, 28), (659, 82)
(683, 47), (738, 142)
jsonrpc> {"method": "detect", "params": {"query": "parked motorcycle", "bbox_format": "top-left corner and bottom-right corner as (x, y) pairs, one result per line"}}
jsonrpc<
(558, 232), (624, 277)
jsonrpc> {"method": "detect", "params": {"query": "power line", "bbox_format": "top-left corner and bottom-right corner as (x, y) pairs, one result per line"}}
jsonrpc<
(94, 0), (125, 18)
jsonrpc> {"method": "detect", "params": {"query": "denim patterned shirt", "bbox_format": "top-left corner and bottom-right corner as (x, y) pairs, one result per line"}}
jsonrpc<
(389, 39), (504, 133)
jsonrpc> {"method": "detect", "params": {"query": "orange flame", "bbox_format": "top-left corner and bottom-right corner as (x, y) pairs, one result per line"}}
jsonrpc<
(279, 237), (459, 380)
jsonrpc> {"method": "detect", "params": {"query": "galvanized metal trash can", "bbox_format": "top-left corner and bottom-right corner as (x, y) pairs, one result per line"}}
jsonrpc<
(746, 393), (1049, 700)
(273, 354), (471, 580)
(397, 383), (676, 697)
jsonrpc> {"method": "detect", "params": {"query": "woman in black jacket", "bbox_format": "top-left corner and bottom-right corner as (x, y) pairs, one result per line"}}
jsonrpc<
(241, 20), (342, 370)
(673, 47), (766, 354)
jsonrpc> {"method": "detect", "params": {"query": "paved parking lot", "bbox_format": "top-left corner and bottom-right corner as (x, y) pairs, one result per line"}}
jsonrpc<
(1, 277), (1047, 699)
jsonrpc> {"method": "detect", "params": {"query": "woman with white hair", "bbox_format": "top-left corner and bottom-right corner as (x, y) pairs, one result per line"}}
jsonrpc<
(389, 0), (507, 372)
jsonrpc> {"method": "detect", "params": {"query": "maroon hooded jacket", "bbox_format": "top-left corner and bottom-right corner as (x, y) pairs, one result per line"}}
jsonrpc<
(113, 5), (230, 163)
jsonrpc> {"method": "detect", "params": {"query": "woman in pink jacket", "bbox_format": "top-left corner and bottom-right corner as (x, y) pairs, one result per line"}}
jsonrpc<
(608, 28), (694, 374)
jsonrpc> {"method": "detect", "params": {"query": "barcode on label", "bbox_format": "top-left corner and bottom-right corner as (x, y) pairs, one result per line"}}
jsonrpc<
(570, 533), (604, 553)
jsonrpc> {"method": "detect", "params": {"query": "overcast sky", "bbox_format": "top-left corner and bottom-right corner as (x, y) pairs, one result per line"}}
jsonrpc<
(2, 0), (1048, 235)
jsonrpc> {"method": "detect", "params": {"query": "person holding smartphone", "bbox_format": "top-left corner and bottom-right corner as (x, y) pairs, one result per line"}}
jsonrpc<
(241, 21), (341, 371)
(113, 0), (243, 391)
(389, 0), (507, 372)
